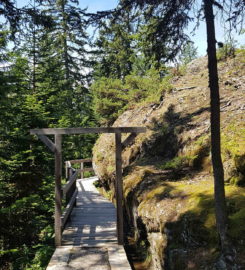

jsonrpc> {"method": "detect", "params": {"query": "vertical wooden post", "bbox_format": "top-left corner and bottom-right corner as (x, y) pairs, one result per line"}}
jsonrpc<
(81, 162), (84, 179)
(65, 161), (68, 179)
(67, 161), (72, 179)
(115, 132), (124, 245)
(55, 134), (62, 246)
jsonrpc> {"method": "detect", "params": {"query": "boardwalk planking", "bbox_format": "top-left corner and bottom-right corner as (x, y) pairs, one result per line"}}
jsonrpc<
(47, 176), (131, 270)
(62, 176), (117, 246)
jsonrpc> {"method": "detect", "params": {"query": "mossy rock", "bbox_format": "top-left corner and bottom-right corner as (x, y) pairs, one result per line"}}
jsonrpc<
(234, 155), (245, 185)
(229, 208), (245, 239)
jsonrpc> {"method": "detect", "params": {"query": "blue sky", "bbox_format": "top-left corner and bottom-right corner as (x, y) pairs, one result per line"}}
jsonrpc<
(15, 0), (245, 56)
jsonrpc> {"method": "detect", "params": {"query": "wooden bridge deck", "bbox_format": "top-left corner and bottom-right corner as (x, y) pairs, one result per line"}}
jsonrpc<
(47, 176), (131, 270)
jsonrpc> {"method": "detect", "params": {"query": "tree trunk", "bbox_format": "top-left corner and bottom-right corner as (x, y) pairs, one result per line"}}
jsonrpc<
(203, 0), (228, 251)
(61, 0), (70, 81)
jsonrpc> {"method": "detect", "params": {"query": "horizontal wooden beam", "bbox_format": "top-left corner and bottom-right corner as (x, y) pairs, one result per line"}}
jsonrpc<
(61, 189), (78, 228)
(30, 127), (146, 135)
(62, 171), (78, 196)
(68, 158), (92, 164)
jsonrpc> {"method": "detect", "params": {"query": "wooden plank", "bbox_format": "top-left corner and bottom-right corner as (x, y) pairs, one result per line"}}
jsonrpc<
(67, 161), (71, 167)
(115, 132), (124, 245)
(122, 132), (137, 150)
(55, 134), (62, 246)
(69, 158), (92, 164)
(80, 162), (84, 179)
(65, 161), (68, 179)
(48, 177), (131, 269)
(30, 127), (146, 135)
(62, 177), (117, 247)
(65, 161), (72, 179)
(38, 135), (56, 153)
(61, 189), (78, 228)
(63, 171), (78, 196)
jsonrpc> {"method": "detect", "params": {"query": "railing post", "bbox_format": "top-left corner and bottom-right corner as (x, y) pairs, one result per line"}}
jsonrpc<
(55, 134), (62, 246)
(115, 132), (124, 245)
(65, 161), (68, 179)
(81, 162), (84, 179)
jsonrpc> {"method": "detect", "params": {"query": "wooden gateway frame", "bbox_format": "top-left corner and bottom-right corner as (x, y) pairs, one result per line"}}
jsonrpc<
(30, 127), (146, 246)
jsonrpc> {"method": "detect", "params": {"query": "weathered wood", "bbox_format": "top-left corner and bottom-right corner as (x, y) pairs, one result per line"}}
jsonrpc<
(62, 176), (117, 247)
(55, 134), (62, 246)
(115, 132), (124, 245)
(122, 132), (137, 150)
(30, 127), (146, 135)
(80, 162), (84, 179)
(63, 171), (78, 196)
(65, 161), (72, 179)
(65, 161), (68, 179)
(69, 158), (92, 164)
(61, 189), (78, 227)
(38, 135), (56, 153)
(67, 161), (71, 168)
(47, 177), (131, 270)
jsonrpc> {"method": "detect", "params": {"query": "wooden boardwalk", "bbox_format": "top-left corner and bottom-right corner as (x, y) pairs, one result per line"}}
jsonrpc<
(47, 176), (131, 270)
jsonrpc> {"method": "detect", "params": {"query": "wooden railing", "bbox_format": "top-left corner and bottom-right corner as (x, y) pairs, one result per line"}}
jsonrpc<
(61, 158), (93, 229)
(30, 127), (146, 246)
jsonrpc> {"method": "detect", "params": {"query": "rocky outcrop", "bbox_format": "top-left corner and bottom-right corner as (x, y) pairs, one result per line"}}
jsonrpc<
(93, 53), (245, 269)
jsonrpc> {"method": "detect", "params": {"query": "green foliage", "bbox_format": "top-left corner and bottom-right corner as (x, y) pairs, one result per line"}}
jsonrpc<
(179, 42), (198, 65)
(160, 156), (194, 171)
(91, 77), (126, 125)
(0, 2), (96, 269)
(93, 9), (136, 79)
(92, 69), (172, 125)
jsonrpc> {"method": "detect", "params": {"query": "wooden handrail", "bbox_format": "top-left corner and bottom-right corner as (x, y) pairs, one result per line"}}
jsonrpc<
(62, 171), (78, 196)
(31, 126), (146, 246)
(61, 189), (78, 227)
(61, 158), (94, 230)
(69, 158), (92, 164)
(65, 158), (94, 180)
(77, 168), (94, 173)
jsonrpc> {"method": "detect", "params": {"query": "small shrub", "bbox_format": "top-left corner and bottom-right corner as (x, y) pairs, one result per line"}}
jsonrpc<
(217, 43), (236, 61)
(91, 69), (172, 125)
(160, 156), (194, 171)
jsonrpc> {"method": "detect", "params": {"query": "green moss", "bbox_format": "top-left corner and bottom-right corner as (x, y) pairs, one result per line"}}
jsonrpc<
(221, 123), (245, 157)
(235, 155), (245, 173)
(93, 180), (102, 188)
(160, 156), (194, 170)
(144, 185), (169, 201)
(123, 166), (156, 198)
(229, 208), (245, 238)
(95, 152), (104, 162)
(107, 165), (114, 174)
(159, 180), (245, 246)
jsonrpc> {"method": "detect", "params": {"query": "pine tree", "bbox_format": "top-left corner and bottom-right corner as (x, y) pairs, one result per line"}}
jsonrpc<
(93, 8), (137, 79)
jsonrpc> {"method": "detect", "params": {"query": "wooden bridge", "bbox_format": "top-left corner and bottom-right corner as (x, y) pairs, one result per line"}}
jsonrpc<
(30, 127), (146, 269)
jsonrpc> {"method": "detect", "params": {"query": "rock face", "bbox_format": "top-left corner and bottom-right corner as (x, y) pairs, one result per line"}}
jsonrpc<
(93, 53), (245, 269)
